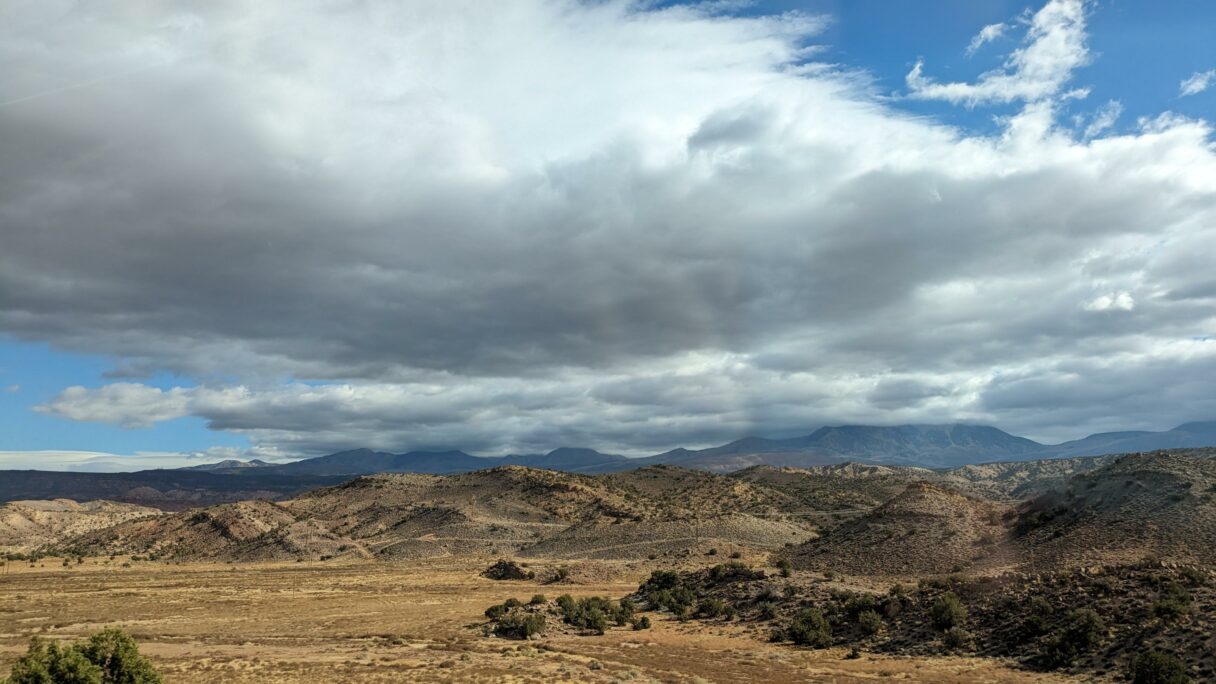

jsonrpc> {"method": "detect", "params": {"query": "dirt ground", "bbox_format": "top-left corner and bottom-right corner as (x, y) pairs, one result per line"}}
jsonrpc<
(0, 557), (1078, 683)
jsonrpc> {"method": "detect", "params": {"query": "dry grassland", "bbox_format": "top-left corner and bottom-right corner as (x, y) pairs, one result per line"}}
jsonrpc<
(0, 557), (1077, 683)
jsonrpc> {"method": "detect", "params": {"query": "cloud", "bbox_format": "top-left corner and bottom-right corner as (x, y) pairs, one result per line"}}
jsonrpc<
(1180, 69), (1216, 97)
(1082, 99), (1122, 138)
(35, 384), (191, 428)
(4, 0), (1216, 454)
(4, 384), (18, 393)
(908, 0), (1089, 105)
(966, 22), (1007, 56)
(0, 447), (290, 472)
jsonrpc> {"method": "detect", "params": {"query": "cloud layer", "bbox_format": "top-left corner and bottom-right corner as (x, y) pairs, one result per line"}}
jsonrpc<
(4, 0), (1216, 460)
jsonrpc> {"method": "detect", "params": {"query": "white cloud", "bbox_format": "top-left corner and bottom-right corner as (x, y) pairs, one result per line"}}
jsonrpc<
(4, 0), (1216, 455)
(966, 22), (1007, 56)
(35, 384), (191, 428)
(1084, 291), (1135, 312)
(0, 447), (291, 472)
(1083, 99), (1122, 138)
(908, 0), (1089, 105)
(1180, 69), (1216, 97)
(4, 384), (18, 393)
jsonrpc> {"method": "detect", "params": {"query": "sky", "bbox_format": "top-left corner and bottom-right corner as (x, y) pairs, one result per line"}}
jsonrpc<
(2, 0), (1215, 471)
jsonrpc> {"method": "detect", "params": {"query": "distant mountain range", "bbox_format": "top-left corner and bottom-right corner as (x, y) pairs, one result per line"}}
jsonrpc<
(3, 421), (1214, 508)
(195, 420), (1216, 476)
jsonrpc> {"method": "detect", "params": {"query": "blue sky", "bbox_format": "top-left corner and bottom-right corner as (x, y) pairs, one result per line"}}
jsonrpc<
(2, 0), (1215, 470)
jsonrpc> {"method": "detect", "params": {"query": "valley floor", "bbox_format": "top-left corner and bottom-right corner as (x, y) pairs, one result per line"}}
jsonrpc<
(0, 557), (1077, 683)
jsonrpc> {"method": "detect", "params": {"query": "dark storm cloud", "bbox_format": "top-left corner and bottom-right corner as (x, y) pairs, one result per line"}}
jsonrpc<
(5, 0), (1216, 460)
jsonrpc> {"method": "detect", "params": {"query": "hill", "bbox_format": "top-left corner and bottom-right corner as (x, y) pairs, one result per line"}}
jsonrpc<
(1014, 450), (1216, 568)
(57, 465), (816, 562)
(0, 499), (162, 552)
(783, 481), (1011, 576)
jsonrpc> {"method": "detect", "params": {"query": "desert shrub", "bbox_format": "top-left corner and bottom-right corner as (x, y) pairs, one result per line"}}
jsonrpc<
(1041, 609), (1105, 669)
(843, 593), (880, 618)
(503, 597), (522, 609)
(1127, 650), (1190, 684)
(1178, 566), (1205, 587)
(706, 548), (718, 556)
(755, 585), (780, 602)
(645, 570), (681, 591)
(775, 559), (792, 578)
(729, 551), (742, 559)
(482, 559), (533, 581)
(1151, 582), (1193, 621)
(1019, 596), (1053, 640)
(630, 616), (651, 630)
(942, 627), (971, 651)
(857, 610), (883, 636)
(695, 598), (732, 619)
(556, 594), (576, 614)
(557, 596), (632, 634)
(549, 566), (571, 583)
(930, 593), (967, 631)
(708, 562), (761, 583)
(493, 613), (546, 640)
(7, 629), (162, 684)
(7, 638), (103, 684)
(888, 583), (906, 597)
(485, 603), (509, 620)
(786, 608), (832, 648)
(529, 594), (546, 605)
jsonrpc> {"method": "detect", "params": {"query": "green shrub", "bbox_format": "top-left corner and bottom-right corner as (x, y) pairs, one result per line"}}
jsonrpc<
(556, 596), (632, 634)
(786, 608), (832, 648)
(775, 559), (792, 578)
(695, 598), (732, 619)
(7, 638), (103, 684)
(1152, 582), (1193, 621)
(493, 613), (546, 640)
(708, 562), (759, 583)
(1128, 650), (1190, 684)
(756, 601), (779, 620)
(503, 597), (522, 609)
(1020, 596), (1052, 640)
(7, 629), (162, 684)
(1041, 609), (1105, 669)
(857, 610), (883, 636)
(630, 616), (651, 630)
(529, 594), (546, 605)
(930, 592), (967, 631)
(942, 627), (971, 651)
(843, 593), (880, 618)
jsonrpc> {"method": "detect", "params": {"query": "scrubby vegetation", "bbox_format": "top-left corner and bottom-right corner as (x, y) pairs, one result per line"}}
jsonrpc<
(481, 559), (534, 581)
(5, 628), (162, 683)
(612, 562), (1213, 680)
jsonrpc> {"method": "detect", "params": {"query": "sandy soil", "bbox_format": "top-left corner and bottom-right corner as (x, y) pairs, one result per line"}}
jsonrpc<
(0, 557), (1078, 683)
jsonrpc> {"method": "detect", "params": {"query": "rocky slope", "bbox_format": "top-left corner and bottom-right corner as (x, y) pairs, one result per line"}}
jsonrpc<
(1014, 451), (1216, 568)
(0, 499), (162, 552)
(783, 482), (1011, 576)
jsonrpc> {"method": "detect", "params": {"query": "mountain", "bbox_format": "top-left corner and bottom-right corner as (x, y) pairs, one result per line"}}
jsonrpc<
(639, 423), (1045, 471)
(250, 447), (630, 477)
(0, 470), (347, 510)
(263, 449), (489, 476)
(502, 447), (631, 472)
(178, 459), (272, 471)
(1037, 420), (1216, 459)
